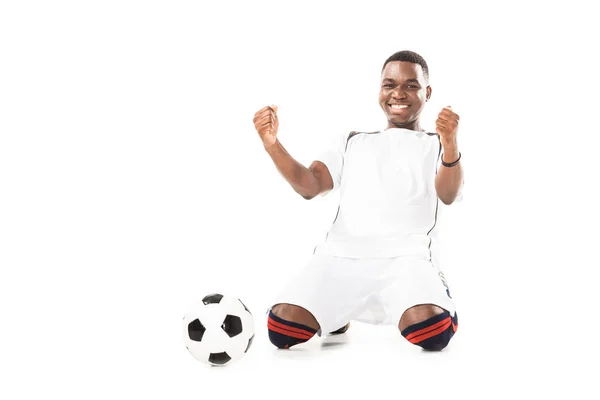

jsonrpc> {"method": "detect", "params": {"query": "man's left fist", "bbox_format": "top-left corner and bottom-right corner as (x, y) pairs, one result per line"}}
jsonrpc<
(436, 106), (460, 144)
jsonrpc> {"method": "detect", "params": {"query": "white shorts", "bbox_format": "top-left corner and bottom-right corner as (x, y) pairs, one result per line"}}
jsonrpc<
(270, 254), (456, 336)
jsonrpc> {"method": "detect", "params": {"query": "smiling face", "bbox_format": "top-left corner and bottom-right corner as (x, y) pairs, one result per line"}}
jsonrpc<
(379, 61), (431, 131)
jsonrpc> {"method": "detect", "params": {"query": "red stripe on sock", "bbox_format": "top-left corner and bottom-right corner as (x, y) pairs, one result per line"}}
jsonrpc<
(409, 320), (452, 344)
(405, 317), (451, 341)
(267, 322), (313, 340)
(268, 316), (315, 337)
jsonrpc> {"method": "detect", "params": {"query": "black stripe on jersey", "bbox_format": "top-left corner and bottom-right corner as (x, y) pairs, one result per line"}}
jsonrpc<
(427, 136), (443, 261)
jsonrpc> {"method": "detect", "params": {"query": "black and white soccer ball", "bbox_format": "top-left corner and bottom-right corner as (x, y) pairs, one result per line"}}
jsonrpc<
(182, 293), (255, 366)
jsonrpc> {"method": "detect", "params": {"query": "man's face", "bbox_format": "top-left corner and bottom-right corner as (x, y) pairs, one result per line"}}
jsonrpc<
(379, 61), (431, 130)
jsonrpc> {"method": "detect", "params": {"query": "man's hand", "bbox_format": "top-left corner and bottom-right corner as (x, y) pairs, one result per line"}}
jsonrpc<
(253, 105), (279, 148)
(436, 106), (460, 148)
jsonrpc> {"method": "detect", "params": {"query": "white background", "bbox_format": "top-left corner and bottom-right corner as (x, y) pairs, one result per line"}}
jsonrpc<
(1, 0), (598, 398)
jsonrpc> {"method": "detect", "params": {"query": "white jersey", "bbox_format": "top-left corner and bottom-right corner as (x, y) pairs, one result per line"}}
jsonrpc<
(313, 128), (455, 260)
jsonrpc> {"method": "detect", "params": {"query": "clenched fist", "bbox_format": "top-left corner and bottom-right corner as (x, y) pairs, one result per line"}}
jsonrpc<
(253, 105), (279, 148)
(436, 106), (460, 146)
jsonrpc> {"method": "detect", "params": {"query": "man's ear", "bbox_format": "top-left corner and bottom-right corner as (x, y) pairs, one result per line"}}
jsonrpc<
(426, 86), (432, 101)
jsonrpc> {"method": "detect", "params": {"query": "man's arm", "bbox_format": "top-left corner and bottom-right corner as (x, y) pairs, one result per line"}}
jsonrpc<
(253, 105), (333, 200)
(265, 140), (333, 200)
(434, 106), (463, 205)
(435, 144), (463, 205)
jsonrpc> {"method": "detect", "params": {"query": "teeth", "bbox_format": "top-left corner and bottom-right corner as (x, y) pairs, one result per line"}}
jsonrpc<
(390, 104), (408, 109)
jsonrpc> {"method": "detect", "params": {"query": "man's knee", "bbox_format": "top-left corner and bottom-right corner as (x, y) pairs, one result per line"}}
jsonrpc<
(267, 304), (319, 349)
(399, 304), (458, 351)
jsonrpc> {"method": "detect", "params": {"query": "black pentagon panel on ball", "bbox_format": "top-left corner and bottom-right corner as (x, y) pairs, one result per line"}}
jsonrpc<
(238, 299), (252, 315)
(208, 352), (231, 365)
(202, 293), (224, 305)
(221, 314), (243, 337)
(188, 319), (206, 341)
(245, 334), (254, 353)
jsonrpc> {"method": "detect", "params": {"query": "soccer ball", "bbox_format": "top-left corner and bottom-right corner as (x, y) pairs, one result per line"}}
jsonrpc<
(182, 293), (255, 366)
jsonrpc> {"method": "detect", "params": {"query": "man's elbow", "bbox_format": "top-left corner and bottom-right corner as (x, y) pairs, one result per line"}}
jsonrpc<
(299, 179), (326, 200)
(437, 191), (459, 205)
(439, 196), (454, 205)
(299, 186), (321, 200)
(301, 188), (326, 200)
(436, 181), (463, 205)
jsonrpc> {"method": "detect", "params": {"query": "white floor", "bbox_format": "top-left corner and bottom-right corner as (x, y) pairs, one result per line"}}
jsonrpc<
(174, 312), (591, 400)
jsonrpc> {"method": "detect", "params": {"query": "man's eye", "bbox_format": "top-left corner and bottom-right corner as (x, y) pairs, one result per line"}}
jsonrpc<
(407, 85), (419, 89)
(383, 84), (394, 88)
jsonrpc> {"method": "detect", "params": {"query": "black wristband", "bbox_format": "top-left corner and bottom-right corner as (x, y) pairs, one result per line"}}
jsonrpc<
(441, 152), (461, 167)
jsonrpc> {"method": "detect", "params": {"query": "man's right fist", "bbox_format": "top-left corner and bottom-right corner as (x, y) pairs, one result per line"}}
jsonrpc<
(253, 105), (279, 148)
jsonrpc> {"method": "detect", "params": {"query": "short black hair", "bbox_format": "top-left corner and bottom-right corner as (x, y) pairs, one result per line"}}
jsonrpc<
(382, 50), (429, 81)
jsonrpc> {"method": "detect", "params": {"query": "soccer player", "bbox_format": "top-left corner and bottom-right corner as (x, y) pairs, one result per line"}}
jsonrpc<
(253, 50), (463, 351)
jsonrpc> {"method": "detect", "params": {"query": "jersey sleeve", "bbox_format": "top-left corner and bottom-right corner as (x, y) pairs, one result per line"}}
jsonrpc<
(314, 132), (346, 197)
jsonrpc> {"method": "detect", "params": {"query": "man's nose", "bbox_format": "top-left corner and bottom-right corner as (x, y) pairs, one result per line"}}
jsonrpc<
(392, 86), (407, 99)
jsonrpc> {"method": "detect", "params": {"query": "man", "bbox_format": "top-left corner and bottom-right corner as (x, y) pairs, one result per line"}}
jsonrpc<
(252, 50), (463, 351)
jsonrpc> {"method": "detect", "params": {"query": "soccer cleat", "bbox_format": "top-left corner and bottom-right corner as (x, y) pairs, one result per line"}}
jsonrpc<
(328, 322), (350, 335)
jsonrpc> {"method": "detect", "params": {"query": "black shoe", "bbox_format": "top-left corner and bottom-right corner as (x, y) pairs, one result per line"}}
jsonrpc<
(328, 322), (350, 335)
